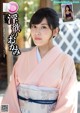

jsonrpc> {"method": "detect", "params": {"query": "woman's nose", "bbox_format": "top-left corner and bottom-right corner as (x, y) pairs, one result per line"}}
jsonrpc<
(35, 28), (41, 35)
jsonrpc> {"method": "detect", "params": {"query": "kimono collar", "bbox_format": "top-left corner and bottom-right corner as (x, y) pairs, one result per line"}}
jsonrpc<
(36, 47), (42, 63)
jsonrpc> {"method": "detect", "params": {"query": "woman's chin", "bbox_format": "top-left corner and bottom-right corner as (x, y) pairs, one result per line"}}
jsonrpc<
(34, 42), (43, 46)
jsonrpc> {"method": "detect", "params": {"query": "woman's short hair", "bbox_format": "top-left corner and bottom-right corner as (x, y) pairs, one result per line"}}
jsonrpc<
(29, 7), (59, 30)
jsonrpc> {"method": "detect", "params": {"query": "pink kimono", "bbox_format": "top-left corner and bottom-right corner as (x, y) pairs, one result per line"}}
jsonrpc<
(1, 46), (77, 113)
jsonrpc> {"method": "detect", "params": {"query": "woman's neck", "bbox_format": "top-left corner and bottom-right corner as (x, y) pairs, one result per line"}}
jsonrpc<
(38, 41), (54, 58)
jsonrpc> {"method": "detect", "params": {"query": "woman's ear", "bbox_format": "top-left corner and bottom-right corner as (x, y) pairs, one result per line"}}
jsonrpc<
(52, 27), (59, 37)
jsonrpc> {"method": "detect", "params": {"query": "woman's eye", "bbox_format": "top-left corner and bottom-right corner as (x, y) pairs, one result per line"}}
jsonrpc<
(41, 26), (47, 29)
(31, 25), (36, 28)
(33, 25), (37, 28)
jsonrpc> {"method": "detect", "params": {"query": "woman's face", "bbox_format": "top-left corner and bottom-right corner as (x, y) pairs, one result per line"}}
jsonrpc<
(30, 18), (53, 47)
(65, 7), (70, 13)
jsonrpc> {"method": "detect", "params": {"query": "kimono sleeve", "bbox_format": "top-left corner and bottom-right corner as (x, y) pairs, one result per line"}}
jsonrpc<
(1, 55), (22, 113)
(51, 55), (78, 113)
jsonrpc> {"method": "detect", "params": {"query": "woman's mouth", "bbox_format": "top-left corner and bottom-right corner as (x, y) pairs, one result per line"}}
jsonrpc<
(35, 37), (42, 40)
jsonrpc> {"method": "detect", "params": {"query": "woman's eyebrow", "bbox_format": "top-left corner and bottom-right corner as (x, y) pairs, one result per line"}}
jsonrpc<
(31, 23), (48, 26)
(41, 23), (48, 25)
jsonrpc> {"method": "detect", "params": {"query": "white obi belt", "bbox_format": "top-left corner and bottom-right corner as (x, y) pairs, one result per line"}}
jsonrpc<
(17, 84), (59, 113)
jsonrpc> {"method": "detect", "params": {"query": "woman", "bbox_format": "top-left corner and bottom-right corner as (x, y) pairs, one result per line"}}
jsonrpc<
(63, 5), (73, 21)
(1, 8), (77, 113)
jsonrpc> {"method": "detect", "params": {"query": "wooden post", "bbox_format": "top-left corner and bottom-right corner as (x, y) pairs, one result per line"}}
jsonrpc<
(39, 0), (53, 8)
(0, 0), (3, 62)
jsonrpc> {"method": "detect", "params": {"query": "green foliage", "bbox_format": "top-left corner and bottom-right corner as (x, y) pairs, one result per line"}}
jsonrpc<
(53, 4), (61, 13)
(13, 0), (39, 28)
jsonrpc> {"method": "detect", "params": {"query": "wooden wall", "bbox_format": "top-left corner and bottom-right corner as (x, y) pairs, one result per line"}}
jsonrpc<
(0, 0), (3, 62)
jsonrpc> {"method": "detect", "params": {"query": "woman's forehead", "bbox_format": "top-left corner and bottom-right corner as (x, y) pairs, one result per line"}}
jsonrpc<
(33, 18), (48, 25)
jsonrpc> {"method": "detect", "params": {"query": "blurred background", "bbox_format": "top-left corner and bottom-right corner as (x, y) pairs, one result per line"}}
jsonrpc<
(0, 0), (80, 112)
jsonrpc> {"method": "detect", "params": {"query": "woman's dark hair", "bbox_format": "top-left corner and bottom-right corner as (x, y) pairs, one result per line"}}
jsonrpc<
(29, 7), (59, 30)
(65, 5), (72, 12)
